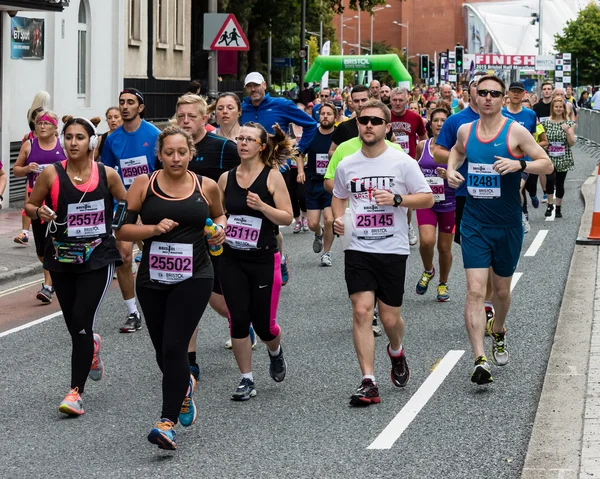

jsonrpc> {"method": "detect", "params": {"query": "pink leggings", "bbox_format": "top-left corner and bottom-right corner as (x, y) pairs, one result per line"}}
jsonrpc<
(416, 208), (455, 234)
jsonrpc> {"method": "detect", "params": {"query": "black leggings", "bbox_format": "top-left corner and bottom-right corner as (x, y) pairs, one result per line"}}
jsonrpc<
(50, 263), (115, 394)
(545, 170), (568, 199)
(286, 169), (306, 218)
(220, 251), (282, 341)
(136, 277), (212, 423)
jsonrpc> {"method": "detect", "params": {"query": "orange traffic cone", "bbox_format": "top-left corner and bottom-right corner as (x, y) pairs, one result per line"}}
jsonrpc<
(577, 163), (600, 245)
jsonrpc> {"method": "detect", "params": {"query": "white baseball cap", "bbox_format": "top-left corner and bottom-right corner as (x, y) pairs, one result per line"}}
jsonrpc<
(244, 72), (265, 86)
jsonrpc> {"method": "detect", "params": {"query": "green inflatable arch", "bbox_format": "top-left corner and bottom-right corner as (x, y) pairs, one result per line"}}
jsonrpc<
(305, 54), (412, 88)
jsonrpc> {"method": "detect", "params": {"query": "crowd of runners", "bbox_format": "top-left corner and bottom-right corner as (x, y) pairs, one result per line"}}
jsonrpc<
(14, 69), (580, 450)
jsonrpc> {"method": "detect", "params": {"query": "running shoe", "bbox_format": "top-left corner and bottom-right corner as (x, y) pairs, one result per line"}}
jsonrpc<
(522, 213), (530, 234)
(58, 388), (84, 416)
(487, 317), (509, 366)
(89, 333), (104, 381)
(120, 312), (142, 333)
(147, 418), (176, 450)
(436, 282), (450, 302)
(416, 268), (435, 295)
(408, 224), (418, 246)
(293, 220), (302, 234)
(350, 378), (381, 406)
(484, 305), (495, 337)
(471, 356), (493, 385)
(280, 254), (289, 285)
(190, 365), (200, 380)
(544, 204), (554, 217)
(555, 206), (563, 218)
(542, 194), (548, 203)
(224, 338), (233, 349)
(531, 195), (540, 209)
(313, 230), (324, 253)
(231, 377), (257, 401)
(320, 252), (332, 267)
(373, 308), (382, 336)
(13, 232), (29, 245)
(268, 346), (287, 382)
(179, 375), (197, 427)
(36, 284), (54, 304)
(302, 216), (309, 232)
(388, 345), (410, 387)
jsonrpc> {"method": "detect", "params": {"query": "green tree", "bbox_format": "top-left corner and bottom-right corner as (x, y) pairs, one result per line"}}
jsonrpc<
(554, 3), (600, 85)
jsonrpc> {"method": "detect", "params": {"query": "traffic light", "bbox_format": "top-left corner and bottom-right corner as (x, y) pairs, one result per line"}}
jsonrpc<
(420, 54), (430, 80)
(301, 45), (309, 70)
(455, 45), (464, 74)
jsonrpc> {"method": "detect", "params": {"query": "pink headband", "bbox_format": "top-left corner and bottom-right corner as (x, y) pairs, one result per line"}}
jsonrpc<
(36, 114), (58, 126)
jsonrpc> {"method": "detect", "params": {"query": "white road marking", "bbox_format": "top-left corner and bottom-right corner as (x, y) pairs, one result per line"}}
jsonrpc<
(0, 278), (43, 298)
(0, 311), (62, 339)
(367, 349), (465, 450)
(510, 272), (523, 292)
(524, 230), (548, 257)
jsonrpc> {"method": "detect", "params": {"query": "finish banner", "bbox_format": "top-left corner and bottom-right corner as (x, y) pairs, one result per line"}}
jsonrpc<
(11, 16), (44, 60)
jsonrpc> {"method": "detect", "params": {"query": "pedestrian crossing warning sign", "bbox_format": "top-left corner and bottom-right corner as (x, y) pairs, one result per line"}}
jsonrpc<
(210, 14), (249, 51)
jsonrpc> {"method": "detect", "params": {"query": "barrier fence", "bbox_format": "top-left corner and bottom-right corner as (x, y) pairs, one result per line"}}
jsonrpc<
(577, 108), (600, 155)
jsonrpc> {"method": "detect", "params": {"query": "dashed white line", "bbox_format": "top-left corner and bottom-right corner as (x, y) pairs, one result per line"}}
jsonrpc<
(510, 272), (523, 292)
(0, 311), (62, 339)
(367, 349), (465, 450)
(524, 230), (548, 257)
(0, 278), (43, 298)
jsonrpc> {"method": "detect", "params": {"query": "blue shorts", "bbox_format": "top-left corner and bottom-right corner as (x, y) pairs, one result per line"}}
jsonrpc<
(305, 176), (332, 211)
(460, 222), (523, 277)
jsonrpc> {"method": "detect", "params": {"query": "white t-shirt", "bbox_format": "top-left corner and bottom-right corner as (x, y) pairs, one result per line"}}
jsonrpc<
(592, 91), (600, 110)
(333, 146), (431, 255)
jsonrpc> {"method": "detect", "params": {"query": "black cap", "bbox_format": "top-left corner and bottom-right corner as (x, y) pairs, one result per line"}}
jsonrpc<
(508, 82), (525, 91)
(120, 88), (145, 105)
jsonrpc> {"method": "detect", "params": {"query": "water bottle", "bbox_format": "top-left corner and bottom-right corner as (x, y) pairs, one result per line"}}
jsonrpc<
(204, 218), (223, 256)
(341, 208), (353, 250)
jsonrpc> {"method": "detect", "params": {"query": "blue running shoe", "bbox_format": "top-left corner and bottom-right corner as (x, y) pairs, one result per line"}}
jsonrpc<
(280, 254), (289, 285)
(542, 194), (548, 203)
(190, 365), (200, 381)
(231, 377), (257, 401)
(249, 325), (257, 349)
(179, 375), (197, 427)
(148, 418), (176, 450)
(530, 195), (540, 209)
(416, 268), (435, 295)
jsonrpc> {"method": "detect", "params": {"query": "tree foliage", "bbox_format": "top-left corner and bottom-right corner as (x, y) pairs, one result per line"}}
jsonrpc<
(554, 3), (600, 85)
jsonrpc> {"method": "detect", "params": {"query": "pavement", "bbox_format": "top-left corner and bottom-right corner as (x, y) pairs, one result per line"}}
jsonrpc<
(0, 144), (599, 478)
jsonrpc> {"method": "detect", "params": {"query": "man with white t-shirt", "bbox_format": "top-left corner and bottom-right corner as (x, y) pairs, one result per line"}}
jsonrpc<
(332, 100), (434, 406)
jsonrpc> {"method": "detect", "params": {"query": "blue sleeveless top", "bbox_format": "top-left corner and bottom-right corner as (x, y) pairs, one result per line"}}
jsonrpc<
(463, 118), (523, 228)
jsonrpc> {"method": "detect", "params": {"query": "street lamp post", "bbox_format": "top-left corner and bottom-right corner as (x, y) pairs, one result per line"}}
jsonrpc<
(370, 5), (391, 54)
(392, 21), (409, 61)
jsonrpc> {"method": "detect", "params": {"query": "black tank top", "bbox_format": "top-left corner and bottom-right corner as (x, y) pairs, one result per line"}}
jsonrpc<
(137, 171), (213, 289)
(44, 161), (121, 273)
(224, 166), (278, 252)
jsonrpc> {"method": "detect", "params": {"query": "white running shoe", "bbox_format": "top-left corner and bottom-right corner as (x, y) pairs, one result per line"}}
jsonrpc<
(522, 213), (530, 234)
(320, 252), (332, 266)
(408, 224), (418, 246)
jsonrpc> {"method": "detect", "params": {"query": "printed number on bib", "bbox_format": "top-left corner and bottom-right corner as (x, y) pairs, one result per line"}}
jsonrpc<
(226, 215), (262, 250)
(149, 242), (193, 284)
(67, 199), (107, 238)
(315, 153), (329, 176)
(396, 134), (409, 153)
(426, 176), (445, 202)
(355, 204), (395, 240)
(31, 164), (49, 186)
(467, 163), (501, 199)
(548, 142), (566, 157)
(120, 156), (149, 185)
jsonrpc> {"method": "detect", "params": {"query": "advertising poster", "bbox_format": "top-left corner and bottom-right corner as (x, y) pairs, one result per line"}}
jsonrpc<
(11, 16), (44, 60)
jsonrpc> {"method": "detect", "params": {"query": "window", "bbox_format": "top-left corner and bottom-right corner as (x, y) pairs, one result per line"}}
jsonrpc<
(157, 0), (168, 48)
(129, 0), (142, 45)
(174, 0), (185, 49)
(77, 0), (88, 97)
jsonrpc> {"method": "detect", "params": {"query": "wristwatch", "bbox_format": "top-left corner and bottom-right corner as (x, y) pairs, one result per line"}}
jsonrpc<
(519, 159), (527, 172)
(393, 194), (403, 207)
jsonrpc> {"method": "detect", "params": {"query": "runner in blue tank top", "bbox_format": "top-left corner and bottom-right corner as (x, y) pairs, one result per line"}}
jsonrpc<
(446, 75), (552, 386)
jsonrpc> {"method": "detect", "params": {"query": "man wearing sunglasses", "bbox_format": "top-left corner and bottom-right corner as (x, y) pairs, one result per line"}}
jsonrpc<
(332, 100), (433, 406)
(311, 87), (332, 122)
(446, 75), (552, 386)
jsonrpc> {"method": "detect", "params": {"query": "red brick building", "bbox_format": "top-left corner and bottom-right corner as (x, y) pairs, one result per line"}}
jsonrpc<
(333, 0), (503, 78)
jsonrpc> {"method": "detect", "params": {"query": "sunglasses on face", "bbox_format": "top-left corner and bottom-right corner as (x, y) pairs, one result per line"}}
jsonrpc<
(477, 89), (503, 98)
(357, 116), (386, 126)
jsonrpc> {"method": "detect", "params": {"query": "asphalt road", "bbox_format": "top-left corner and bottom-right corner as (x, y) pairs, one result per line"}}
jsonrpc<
(0, 145), (595, 479)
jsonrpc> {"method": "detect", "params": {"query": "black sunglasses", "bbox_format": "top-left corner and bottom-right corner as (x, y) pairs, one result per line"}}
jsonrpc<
(477, 89), (503, 98)
(357, 116), (386, 126)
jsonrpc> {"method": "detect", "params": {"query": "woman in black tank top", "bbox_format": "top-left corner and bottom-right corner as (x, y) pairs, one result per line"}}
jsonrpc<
(217, 122), (293, 402)
(25, 116), (126, 418)
(116, 126), (226, 451)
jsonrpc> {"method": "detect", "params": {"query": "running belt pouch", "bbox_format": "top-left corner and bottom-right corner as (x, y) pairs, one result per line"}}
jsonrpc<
(52, 238), (102, 264)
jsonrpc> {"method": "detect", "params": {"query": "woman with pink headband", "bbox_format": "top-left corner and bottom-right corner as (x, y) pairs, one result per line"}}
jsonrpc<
(13, 110), (66, 303)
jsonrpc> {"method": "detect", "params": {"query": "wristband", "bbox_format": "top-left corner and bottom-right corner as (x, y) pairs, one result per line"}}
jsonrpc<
(215, 223), (225, 231)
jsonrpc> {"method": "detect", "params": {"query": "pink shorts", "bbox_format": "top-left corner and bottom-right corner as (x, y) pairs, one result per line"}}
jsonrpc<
(416, 208), (455, 234)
